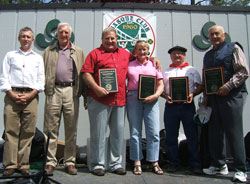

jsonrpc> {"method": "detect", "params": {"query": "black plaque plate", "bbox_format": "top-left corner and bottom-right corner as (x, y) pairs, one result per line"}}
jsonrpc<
(98, 68), (118, 93)
(138, 74), (156, 100)
(203, 66), (225, 95)
(169, 76), (189, 102)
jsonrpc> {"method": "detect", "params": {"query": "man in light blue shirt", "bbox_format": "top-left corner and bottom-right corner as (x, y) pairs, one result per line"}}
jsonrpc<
(0, 27), (45, 176)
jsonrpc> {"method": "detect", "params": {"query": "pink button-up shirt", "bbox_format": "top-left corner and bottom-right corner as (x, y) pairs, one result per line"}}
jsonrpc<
(127, 59), (163, 90)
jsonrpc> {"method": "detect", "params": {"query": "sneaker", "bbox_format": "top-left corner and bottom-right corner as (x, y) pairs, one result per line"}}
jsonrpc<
(233, 171), (247, 183)
(203, 164), (228, 175)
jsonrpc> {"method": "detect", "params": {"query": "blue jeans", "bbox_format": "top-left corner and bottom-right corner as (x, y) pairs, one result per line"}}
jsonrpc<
(127, 90), (160, 162)
(164, 102), (200, 168)
(87, 96), (125, 171)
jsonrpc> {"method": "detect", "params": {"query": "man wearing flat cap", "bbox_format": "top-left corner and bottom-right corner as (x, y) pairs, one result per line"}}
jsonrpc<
(167, 46), (187, 54)
(162, 45), (203, 173)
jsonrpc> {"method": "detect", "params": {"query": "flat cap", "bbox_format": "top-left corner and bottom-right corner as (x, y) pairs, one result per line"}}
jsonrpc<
(168, 46), (187, 54)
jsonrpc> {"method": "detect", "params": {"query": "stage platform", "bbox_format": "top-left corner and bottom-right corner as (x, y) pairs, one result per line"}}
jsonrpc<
(1, 164), (248, 184)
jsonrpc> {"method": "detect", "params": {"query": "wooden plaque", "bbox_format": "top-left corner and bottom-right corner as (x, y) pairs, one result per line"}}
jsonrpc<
(138, 74), (156, 100)
(203, 66), (225, 95)
(169, 76), (189, 102)
(98, 68), (118, 93)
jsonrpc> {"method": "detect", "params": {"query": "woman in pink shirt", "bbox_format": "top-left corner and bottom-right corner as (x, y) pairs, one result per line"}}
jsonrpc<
(127, 40), (164, 175)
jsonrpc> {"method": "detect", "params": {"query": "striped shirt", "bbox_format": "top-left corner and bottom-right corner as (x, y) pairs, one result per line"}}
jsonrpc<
(224, 44), (249, 91)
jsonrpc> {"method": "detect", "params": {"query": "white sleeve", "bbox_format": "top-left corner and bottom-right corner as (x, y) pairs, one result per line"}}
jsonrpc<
(0, 52), (12, 92)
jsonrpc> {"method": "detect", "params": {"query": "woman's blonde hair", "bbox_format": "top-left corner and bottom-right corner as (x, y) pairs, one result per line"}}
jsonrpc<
(134, 40), (150, 51)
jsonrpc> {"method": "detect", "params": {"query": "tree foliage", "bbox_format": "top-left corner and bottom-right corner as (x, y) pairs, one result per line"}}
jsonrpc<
(0, 0), (11, 3)
(0, 0), (249, 6)
(210, 0), (250, 6)
(0, 0), (39, 3)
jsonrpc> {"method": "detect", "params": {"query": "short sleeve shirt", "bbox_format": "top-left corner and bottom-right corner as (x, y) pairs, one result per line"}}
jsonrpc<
(81, 45), (130, 106)
(162, 65), (202, 95)
(127, 59), (163, 90)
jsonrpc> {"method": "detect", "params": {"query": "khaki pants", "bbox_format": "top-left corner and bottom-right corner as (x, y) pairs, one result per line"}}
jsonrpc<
(3, 93), (38, 170)
(43, 86), (79, 167)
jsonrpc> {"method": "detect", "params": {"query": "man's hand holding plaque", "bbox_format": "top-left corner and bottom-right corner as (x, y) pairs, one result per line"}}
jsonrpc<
(203, 66), (225, 95)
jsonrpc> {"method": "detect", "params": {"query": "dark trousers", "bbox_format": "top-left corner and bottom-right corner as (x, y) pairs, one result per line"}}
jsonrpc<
(207, 91), (247, 172)
(164, 102), (200, 168)
(199, 124), (210, 168)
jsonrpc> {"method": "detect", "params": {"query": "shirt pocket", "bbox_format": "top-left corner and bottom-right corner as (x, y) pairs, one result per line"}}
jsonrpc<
(27, 59), (40, 74)
(96, 54), (114, 69)
(9, 57), (23, 70)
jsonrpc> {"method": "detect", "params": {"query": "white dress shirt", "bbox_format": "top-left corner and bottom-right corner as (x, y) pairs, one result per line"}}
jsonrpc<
(0, 49), (45, 92)
(162, 65), (202, 95)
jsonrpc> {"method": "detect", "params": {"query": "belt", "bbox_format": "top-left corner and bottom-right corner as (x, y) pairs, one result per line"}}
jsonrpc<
(55, 81), (75, 87)
(12, 87), (33, 92)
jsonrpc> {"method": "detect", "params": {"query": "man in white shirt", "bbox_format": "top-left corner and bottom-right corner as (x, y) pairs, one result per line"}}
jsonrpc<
(0, 27), (45, 176)
(162, 46), (203, 173)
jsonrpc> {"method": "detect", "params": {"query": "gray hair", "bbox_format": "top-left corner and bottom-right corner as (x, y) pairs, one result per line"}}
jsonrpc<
(18, 27), (34, 39)
(208, 25), (225, 34)
(57, 22), (72, 34)
(102, 27), (117, 39)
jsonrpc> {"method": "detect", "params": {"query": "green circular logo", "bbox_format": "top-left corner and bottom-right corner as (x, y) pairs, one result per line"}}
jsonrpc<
(109, 14), (156, 57)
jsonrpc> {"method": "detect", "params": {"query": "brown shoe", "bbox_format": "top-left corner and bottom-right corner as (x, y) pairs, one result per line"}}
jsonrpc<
(45, 165), (55, 174)
(3, 169), (15, 176)
(20, 169), (30, 175)
(91, 169), (105, 176)
(65, 165), (77, 175)
(112, 168), (126, 175)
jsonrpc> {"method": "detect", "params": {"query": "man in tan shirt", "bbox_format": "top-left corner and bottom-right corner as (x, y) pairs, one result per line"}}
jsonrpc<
(43, 23), (85, 175)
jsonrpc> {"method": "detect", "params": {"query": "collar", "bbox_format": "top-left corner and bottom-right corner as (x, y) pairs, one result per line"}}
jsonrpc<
(136, 57), (149, 65)
(50, 42), (75, 51)
(58, 42), (72, 50)
(169, 62), (189, 69)
(99, 44), (119, 54)
(18, 48), (34, 55)
(213, 41), (226, 50)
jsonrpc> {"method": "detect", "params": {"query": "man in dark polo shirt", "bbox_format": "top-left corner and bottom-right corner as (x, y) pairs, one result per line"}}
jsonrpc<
(43, 23), (85, 175)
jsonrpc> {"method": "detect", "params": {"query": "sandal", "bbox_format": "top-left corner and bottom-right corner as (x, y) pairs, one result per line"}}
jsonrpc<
(152, 164), (163, 175)
(133, 165), (142, 175)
